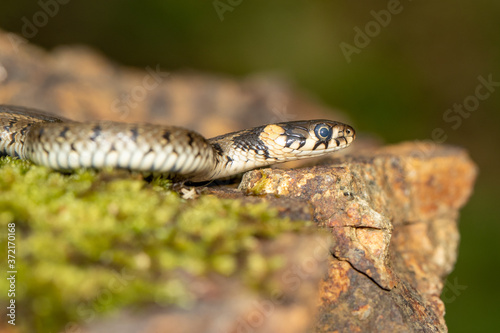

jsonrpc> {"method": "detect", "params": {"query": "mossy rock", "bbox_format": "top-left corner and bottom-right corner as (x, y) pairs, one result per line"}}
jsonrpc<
(0, 157), (309, 332)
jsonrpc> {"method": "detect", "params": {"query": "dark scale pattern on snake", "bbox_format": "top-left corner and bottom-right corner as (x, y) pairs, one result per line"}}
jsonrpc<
(0, 105), (356, 182)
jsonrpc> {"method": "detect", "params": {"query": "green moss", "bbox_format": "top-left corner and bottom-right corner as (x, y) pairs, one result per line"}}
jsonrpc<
(0, 157), (307, 332)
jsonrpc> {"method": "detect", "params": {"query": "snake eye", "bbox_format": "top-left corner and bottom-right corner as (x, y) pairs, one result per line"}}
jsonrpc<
(314, 124), (332, 141)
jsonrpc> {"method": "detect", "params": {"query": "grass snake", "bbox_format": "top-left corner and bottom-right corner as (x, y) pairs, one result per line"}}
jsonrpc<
(0, 104), (356, 182)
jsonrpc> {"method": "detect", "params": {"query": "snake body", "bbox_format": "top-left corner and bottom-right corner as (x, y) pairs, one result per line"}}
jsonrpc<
(0, 105), (355, 182)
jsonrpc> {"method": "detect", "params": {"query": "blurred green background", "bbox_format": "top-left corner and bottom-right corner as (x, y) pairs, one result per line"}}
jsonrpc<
(1, 0), (498, 331)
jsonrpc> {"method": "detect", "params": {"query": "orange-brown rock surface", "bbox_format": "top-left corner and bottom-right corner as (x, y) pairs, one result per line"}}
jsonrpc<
(239, 143), (476, 332)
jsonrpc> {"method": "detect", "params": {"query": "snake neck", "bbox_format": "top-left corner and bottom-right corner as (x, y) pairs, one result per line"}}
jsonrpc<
(189, 126), (280, 182)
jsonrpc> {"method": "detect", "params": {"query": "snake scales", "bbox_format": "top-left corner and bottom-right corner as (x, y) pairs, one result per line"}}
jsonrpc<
(0, 104), (355, 182)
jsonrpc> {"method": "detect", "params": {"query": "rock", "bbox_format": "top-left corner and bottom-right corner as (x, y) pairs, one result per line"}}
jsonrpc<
(75, 142), (476, 333)
(239, 142), (477, 332)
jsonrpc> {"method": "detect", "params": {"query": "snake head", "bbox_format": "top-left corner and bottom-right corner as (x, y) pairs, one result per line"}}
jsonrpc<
(260, 120), (355, 159)
(309, 120), (356, 151)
